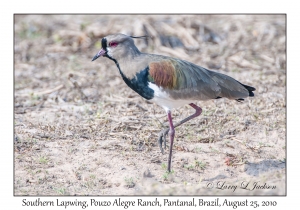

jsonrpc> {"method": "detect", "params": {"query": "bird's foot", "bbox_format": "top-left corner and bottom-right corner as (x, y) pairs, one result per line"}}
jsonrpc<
(158, 128), (169, 154)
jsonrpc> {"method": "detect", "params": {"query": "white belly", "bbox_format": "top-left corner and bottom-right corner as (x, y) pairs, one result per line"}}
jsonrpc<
(148, 82), (195, 112)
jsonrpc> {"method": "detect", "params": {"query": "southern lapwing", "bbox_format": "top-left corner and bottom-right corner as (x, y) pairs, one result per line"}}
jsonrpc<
(92, 33), (255, 172)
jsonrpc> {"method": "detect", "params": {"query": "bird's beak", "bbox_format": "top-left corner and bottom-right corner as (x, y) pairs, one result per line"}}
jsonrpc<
(92, 48), (106, 61)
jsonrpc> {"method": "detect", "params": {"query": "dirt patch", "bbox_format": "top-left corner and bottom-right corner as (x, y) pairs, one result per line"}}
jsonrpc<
(14, 14), (286, 195)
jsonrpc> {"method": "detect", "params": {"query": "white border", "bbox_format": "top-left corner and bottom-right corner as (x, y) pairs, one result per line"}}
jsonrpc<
(2, 0), (295, 209)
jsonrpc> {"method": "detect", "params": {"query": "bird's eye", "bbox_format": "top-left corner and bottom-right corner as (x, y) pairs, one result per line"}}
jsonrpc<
(109, 42), (118, 47)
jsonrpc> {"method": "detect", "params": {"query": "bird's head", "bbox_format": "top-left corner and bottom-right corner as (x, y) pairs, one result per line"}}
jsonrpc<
(92, 33), (148, 62)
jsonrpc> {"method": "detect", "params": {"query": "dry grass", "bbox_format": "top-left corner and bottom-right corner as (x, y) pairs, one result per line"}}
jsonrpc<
(14, 14), (286, 195)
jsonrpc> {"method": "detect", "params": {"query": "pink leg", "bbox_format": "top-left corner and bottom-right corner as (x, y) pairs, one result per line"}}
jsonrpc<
(177, 103), (202, 126)
(167, 110), (175, 172)
(158, 103), (202, 153)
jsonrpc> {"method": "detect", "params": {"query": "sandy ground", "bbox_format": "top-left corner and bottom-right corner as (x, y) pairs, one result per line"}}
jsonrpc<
(14, 14), (286, 195)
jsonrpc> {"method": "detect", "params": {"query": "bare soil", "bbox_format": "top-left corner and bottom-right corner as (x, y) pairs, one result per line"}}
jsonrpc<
(14, 14), (286, 195)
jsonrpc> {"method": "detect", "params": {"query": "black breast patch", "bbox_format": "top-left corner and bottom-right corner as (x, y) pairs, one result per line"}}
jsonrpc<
(118, 66), (154, 100)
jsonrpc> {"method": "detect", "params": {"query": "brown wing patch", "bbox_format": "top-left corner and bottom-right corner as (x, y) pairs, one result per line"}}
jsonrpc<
(149, 60), (176, 89)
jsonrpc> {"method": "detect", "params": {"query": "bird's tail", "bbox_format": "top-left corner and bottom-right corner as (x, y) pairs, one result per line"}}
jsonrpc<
(240, 83), (256, 97)
(235, 83), (255, 102)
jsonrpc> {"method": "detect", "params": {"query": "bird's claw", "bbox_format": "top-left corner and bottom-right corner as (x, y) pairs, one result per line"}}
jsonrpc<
(158, 128), (169, 154)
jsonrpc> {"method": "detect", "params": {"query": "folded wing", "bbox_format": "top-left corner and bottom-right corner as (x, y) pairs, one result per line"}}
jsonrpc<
(148, 57), (255, 101)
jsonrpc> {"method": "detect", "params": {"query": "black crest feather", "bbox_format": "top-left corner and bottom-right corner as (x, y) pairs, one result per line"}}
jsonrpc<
(130, 35), (152, 39)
